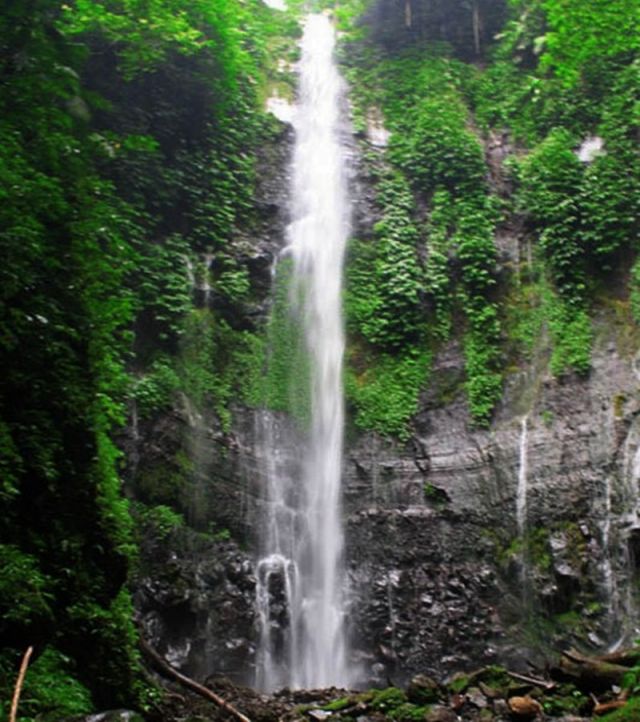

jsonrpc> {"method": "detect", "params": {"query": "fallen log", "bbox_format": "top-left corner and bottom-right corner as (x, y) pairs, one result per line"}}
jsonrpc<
(593, 699), (628, 716)
(593, 648), (640, 668)
(139, 637), (251, 722)
(554, 649), (630, 692)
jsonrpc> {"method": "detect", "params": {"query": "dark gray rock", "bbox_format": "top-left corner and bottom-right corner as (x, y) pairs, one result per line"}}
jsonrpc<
(425, 707), (458, 722)
(135, 527), (256, 683)
(407, 674), (442, 704)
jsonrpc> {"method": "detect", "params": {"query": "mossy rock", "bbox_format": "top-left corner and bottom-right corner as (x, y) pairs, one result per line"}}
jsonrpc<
(322, 692), (375, 716)
(407, 675), (442, 705)
(540, 683), (589, 716)
(323, 697), (356, 712)
(447, 673), (470, 695)
(391, 702), (431, 721)
(371, 687), (408, 711)
(135, 462), (187, 507)
(467, 666), (512, 697)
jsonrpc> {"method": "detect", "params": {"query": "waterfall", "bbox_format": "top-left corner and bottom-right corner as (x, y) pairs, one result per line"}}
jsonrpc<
(601, 475), (617, 621)
(622, 432), (640, 529)
(516, 415), (529, 592)
(603, 427), (640, 643)
(255, 13), (350, 691)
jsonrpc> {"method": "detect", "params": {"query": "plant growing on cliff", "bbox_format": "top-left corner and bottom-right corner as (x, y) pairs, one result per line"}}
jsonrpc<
(517, 129), (593, 376)
(346, 348), (431, 440)
(346, 172), (424, 350)
(342, 46), (504, 427)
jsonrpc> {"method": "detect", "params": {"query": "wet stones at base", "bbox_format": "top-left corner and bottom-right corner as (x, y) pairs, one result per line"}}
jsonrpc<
(141, 660), (630, 722)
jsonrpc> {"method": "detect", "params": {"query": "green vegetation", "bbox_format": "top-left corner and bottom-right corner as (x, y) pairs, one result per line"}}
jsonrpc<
(1, 0), (639, 714)
(0, 0), (297, 714)
(390, 702), (431, 721)
(370, 686), (408, 710)
(0, 648), (93, 722)
(343, 47), (502, 425)
(346, 348), (430, 441)
(337, 0), (638, 432)
(133, 503), (185, 540)
(541, 683), (588, 716)
(320, 689), (428, 721)
(347, 172), (424, 349)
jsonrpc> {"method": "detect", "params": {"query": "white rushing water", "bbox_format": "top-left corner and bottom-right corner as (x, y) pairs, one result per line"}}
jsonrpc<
(255, 13), (350, 691)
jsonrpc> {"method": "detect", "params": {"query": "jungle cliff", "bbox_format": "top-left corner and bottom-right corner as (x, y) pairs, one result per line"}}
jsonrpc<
(1, 0), (639, 717)
(131, 0), (640, 689)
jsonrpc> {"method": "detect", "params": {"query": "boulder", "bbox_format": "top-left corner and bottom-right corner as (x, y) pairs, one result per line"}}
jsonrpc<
(407, 674), (441, 704)
(508, 695), (543, 719)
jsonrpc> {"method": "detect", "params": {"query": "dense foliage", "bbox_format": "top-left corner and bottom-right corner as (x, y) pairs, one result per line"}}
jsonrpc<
(1, 0), (639, 715)
(0, 0), (294, 715)
(338, 0), (639, 432)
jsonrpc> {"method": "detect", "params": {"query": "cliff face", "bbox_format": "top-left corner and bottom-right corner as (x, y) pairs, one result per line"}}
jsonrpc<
(129, 110), (640, 687)
(345, 312), (640, 683)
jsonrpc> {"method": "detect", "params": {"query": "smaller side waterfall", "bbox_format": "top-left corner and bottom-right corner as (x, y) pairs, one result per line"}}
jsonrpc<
(601, 475), (617, 622)
(516, 416), (529, 542)
(516, 415), (530, 594)
(594, 416), (640, 646)
(255, 553), (299, 691)
(604, 427), (640, 643)
(622, 433), (640, 529)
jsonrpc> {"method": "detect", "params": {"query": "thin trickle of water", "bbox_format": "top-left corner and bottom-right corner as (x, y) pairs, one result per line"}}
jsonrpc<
(601, 475), (616, 619)
(201, 252), (214, 305)
(255, 13), (351, 691)
(605, 427), (640, 642)
(622, 433), (640, 529)
(516, 415), (530, 593)
(516, 416), (529, 542)
(385, 570), (400, 660)
(129, 399), (140, 481)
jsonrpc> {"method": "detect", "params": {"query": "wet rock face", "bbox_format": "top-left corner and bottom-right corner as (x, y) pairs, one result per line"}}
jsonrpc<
(190, 118), (293, 327)
(235, 120), (293, 305)
(130, 311), (640, 687)
(346, 507), (503, 686)
(135, 527), (257, 683)
(343, 317), (640, 684)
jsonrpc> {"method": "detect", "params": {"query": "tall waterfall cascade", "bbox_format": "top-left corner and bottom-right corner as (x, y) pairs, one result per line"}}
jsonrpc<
(255, 13), (351, 691)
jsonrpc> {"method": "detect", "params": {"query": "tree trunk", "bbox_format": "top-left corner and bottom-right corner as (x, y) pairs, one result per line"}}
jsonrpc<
(554, 649), (630, 692)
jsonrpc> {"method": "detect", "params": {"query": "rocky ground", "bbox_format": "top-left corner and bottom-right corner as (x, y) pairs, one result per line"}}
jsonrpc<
(78, 650), (640, 722)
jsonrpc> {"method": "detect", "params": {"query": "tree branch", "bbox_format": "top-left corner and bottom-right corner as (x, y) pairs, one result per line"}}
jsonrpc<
(138, 636), (251, 722)
(10, 646), (33, 722)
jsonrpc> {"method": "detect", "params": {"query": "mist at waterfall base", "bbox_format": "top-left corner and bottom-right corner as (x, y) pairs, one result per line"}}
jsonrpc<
(254, 14), (352, 692)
